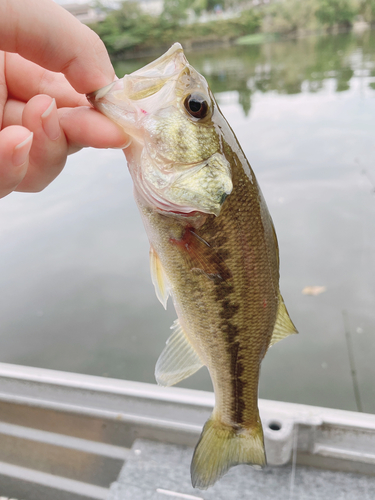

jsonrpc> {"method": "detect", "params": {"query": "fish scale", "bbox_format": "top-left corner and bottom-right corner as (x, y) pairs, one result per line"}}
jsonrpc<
(87, 42), (297, 490)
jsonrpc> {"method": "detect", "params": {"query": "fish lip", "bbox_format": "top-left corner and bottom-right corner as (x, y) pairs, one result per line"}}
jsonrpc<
(86, 42), (185, 106)
(86, 81), (118, 105)
(131, 42), (184, 78)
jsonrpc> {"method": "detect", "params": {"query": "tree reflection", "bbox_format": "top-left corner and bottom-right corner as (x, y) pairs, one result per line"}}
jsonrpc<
(187, 31), (375, 115)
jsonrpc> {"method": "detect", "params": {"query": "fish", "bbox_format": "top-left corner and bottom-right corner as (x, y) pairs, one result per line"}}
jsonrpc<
(87, 43), (297, 490)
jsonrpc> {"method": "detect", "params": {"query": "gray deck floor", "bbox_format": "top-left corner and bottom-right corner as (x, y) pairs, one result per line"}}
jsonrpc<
(108, 439), (375, 500)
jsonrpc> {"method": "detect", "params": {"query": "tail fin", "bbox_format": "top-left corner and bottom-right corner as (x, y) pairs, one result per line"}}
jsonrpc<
(191, 414), (265, 490)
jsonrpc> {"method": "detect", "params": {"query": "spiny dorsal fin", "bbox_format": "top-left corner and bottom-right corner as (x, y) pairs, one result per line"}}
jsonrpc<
(269, 293), (298, 348)
(150, 246), (170, 309)
(155, 319), (204, 387)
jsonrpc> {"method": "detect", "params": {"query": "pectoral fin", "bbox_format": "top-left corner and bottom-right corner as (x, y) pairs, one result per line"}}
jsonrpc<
(269, 293), (298, 348)
(150, 246), (170, 309)
(155, 319), (204, 386)
(170, 228), (231, 282)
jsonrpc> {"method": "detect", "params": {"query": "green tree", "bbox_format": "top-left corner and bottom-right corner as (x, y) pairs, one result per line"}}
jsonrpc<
(91, 2), (154, 52)
(190, 0), (208, 15)
(160, 0), (190, 27)
(206, 0), (222, 11)
(315, 0), (357, 28)
(357, 0), (375, 23)
(263, 0), (318, 34)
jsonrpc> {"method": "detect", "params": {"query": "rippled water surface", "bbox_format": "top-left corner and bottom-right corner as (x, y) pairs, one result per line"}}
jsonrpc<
(1, 31), (375, 412)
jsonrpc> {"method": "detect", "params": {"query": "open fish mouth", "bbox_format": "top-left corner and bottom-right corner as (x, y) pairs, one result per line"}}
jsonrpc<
(87, 43), (188, 113)
(86, 43), (210, 136)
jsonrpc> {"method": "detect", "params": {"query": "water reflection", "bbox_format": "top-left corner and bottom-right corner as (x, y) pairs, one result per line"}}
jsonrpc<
(175, 31), (374, 115)
(1, 31), (375, 413)
(114, 31), (375, 129)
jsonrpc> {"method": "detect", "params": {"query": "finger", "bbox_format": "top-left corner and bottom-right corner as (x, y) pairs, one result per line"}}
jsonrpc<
(15, 95), (69, 193)
(4, 97), (130, 154)
(3, 98), (25, 127)
(5, 54), (88, 108)
(0, 126), (32, 198)
(0, 0), (114, 94)
(0, 51), (6, 127)
(58, 106), (131, 153)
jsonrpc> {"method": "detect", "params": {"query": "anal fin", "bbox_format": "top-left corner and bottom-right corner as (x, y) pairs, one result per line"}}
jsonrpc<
(269, 293), (298, 348)
(155, 319), (204, 387)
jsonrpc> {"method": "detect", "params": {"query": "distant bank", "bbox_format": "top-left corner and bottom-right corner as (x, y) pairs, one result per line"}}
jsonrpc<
(62, 0), (375, 60)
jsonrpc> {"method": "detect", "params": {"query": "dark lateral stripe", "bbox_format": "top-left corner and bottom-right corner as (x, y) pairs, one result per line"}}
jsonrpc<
(212, 262), (246, 424)
(204, 213), (246, 425)
(220, 317), (246, 424)
(228, 339), (246, 424)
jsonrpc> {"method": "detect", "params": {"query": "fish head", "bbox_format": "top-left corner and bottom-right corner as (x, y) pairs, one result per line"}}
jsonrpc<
(87, 43), (232, 217)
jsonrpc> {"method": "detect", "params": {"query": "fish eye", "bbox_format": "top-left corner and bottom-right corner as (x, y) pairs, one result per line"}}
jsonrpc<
(184, 93), (209, 119)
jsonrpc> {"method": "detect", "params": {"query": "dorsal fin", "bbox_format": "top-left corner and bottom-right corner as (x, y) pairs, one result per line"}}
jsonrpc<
(150, 246), (170, 309)
(155, 319), (204, 386)
(269, 293), (298, 348)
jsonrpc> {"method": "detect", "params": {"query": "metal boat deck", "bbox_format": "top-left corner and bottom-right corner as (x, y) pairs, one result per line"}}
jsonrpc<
(0, 363), (374, 499)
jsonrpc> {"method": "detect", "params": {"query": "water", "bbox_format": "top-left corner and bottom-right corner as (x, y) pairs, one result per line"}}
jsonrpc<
(1, 31), (375, 413)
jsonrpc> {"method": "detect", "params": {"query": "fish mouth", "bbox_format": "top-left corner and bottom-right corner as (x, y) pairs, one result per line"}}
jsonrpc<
(87, 43), (187, 105)
(87, 80), (118, 103)
(86, 43), (190, 136)
(130, 42), (186, 80)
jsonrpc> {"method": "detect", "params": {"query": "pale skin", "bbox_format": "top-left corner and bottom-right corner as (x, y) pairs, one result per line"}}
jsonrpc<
(0, 0), (130, 199)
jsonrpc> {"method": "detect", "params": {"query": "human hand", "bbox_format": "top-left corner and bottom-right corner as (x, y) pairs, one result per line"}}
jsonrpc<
(0, 0), (130, 199)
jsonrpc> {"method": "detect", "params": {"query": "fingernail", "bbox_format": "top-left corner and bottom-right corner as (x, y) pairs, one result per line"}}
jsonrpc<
(41, 98), (60, 141)
(113, 137), (132, 150)
(13, 132), (33, 167)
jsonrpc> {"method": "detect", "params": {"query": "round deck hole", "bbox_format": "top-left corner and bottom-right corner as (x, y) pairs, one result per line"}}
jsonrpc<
(268, 421), (282, 431)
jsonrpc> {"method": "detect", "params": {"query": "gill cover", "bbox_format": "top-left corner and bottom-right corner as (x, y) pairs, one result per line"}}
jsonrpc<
(87, 43), (233, 216)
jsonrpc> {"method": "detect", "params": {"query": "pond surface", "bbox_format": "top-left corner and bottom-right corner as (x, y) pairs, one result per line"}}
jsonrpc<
(1, 31), (375, 412)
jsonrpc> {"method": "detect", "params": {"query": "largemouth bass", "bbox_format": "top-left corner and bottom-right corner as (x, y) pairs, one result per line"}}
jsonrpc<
(87, 43), (297, 490)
